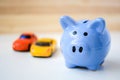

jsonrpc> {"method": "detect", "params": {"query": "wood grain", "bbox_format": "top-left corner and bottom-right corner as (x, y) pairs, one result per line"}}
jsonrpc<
(0, 0), (120, 33)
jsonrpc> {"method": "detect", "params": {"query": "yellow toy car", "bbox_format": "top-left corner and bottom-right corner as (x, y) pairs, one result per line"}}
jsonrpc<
(30, 38), (56, 57)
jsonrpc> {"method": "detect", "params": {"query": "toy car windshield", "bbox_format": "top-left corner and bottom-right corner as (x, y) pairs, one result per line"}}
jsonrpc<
(35, 42), (51, 46)
(20, 35), (31, 39)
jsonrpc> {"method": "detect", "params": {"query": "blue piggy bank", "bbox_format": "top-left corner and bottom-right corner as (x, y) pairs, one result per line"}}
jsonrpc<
(60, 16), (111, 70)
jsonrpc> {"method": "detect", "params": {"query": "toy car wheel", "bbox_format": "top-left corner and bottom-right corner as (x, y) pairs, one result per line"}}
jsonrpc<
(28, 44), (31, 51)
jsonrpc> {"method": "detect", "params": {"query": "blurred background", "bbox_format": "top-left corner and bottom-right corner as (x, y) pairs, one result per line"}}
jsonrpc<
(0, 0), (120, 34)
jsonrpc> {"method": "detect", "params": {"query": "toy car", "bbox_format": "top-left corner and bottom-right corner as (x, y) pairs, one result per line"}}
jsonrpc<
(30, 38), (56, 57)
(13, 33), (37, 51)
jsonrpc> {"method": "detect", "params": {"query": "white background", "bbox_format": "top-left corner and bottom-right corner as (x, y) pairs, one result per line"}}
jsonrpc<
(0, 32), (120, 80)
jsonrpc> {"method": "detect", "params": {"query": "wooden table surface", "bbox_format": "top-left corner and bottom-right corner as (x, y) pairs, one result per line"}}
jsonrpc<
(0, 0), (120, 33)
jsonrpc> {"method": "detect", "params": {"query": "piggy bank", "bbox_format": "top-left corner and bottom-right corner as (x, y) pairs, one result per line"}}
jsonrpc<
(60, 16), (111, 70)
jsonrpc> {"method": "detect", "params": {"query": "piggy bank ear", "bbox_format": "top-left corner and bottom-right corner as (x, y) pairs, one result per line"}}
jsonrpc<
(88, 18), (105, 33)
(60, 16), (76, 30)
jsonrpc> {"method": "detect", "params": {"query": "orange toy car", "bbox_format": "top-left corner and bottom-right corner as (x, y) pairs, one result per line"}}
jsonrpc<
(13, 33), (37, 51)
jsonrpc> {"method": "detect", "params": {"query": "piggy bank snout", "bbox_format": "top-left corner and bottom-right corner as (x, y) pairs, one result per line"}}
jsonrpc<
(72, 46), (83, 53)
(71, 43), (89, 53)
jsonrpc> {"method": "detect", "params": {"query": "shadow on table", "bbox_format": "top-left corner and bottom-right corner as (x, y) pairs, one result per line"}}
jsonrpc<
(102, 59), (120, 71)
(52, 47), (61, 58)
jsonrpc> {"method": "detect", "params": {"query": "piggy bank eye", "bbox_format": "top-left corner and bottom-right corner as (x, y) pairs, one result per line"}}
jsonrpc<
(83, 32), (88, 36)
(73, 31), (77, 35)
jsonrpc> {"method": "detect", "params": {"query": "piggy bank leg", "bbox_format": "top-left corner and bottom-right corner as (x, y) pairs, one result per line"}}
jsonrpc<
(65, 61), (76, 68)
(87, 61), (104, 70)
(100, 60), (104, 65)
(87, 65), (101, 71)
